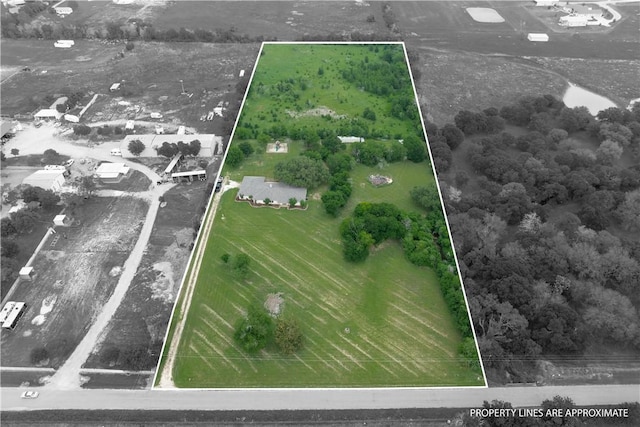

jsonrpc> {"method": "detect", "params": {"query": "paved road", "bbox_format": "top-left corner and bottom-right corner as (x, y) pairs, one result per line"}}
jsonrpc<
(2, 385), (638, 411)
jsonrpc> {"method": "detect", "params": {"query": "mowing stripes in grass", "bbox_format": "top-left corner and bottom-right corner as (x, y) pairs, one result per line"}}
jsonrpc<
(167, 43), (483, 388)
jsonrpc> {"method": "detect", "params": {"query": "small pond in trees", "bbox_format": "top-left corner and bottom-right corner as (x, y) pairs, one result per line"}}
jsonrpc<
(563, 83), (617, 115)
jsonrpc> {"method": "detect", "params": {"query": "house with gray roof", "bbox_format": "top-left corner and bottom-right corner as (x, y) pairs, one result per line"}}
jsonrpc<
(237, 176), (307, 207)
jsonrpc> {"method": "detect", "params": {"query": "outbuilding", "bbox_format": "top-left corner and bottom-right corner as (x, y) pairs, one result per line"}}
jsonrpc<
(338, 136), (364, 144)
(527, 33), (549, 42)
(560, 15), (588, 27)
(110, 83), (121, 92)
(95, 163), (130, 183)
(19, 267), (35, 281)
(53, 214), (71, 226)
(1, 121), (14, 139)
(55, 7), (73, 16)
(533, 0), (559, 6)
(22, 170), (66, 192)
(34, 109), (63, 120)
(171, 170), (207, 183)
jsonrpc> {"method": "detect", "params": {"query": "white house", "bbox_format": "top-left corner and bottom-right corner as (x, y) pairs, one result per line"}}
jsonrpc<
(22, 170), (66, 192)
(237, 176), (307, 207)
(95, 163), (130, 183)
(559, 15), (588, 27)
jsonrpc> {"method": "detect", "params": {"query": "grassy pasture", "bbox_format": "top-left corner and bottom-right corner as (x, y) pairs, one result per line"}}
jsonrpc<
(239, 43), (417, 141)
(169, 43), (482, 387)
(173, 189), (481, 387)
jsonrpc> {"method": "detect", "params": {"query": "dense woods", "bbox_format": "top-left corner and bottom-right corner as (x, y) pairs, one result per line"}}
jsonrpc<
(430, 96), (640, 384)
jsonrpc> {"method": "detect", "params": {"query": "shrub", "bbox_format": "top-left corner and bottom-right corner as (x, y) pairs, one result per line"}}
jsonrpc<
(30, 347), (49, 366)
(275, 318), (303, 354)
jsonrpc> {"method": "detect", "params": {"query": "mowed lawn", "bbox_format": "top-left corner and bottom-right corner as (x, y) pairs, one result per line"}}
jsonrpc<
(173, 169), (481, 388)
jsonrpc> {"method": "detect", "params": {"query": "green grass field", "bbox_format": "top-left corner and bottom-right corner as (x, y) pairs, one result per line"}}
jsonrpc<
(237, 43), (418, 141)
(168, 43), (483, 387)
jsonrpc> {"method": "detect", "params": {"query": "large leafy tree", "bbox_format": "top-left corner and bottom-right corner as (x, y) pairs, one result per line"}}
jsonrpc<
(128, 139), (145, 156)
(233, 305), (274, 354)
(403, 135), (426, 163)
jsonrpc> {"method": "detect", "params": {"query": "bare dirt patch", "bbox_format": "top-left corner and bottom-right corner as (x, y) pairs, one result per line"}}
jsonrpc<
(286, 106), (346, 119)
(367, 174), (393, 187)
(266, 142), (288, 153)
(85, 183), (207, 373)
(264, 292), (284, 316)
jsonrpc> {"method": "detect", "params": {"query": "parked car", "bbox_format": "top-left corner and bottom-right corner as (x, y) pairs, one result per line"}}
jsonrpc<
(64, 159), (75, 167)
(20, 391), (39, 399)
(214, 177), (223, 193)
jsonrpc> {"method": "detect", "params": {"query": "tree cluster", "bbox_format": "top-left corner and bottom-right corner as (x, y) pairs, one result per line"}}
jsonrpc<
(438, 97), (640, 384)
(155, 139), (201, 158)
(338, 201), (472, 343)
(273, 156), (330, 189)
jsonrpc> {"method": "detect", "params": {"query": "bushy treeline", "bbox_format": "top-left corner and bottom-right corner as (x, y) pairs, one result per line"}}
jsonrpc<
(1, 185), (61, 293)
(429, 95), (640, 384)
(341, 46), (418, 122)
(1, 3), (273, 43)
(339, 201), (473, 342)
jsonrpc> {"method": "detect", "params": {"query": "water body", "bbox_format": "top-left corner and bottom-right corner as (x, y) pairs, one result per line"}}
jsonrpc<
(563, 83), (617, 115)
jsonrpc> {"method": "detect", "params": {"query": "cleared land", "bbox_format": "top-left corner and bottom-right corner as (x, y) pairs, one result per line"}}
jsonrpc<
(164, 44), (482, 388)
(0, 196), (148, 371)
(0, 39), (259, 134)
(83, 182), (209, 377)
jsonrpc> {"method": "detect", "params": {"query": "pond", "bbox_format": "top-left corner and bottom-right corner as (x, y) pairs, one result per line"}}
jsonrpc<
(563, 83), (617, 115)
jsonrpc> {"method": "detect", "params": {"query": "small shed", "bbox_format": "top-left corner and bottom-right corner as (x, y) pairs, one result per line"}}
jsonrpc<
(53, 215), (71, 226)
(110, 83), (121, 92)
(19, 267), (35, 281)
(527, 33), (549, 42)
